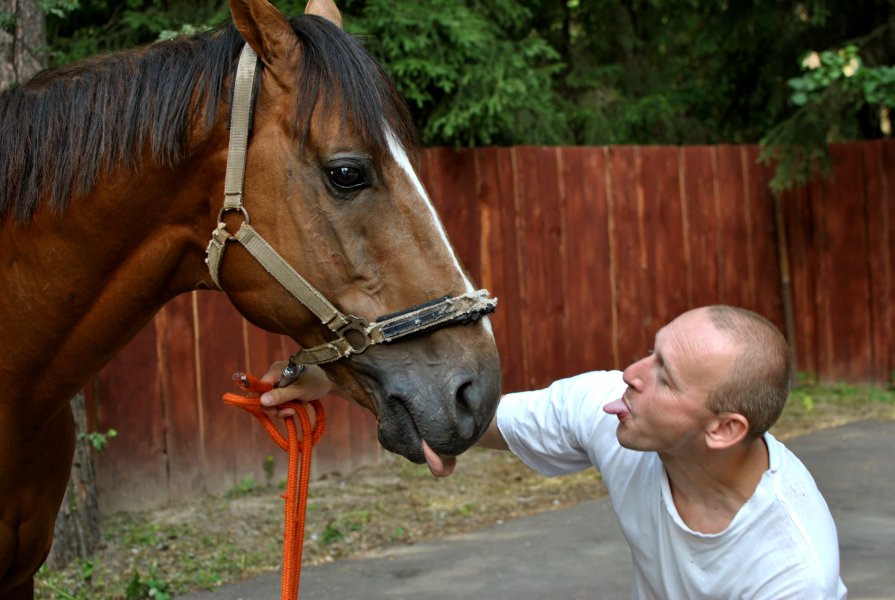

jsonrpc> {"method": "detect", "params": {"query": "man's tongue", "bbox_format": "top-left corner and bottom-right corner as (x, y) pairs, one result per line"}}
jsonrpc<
(421, 439), (456, 478)
(603, 398), (630, 419)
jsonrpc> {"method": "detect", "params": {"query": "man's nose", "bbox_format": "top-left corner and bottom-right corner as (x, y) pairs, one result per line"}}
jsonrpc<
(622, 355), (648, 389)
(622, 364), (639, 389)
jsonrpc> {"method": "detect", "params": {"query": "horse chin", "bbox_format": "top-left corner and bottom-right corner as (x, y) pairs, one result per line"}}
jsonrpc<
(375, 401), (429, 464)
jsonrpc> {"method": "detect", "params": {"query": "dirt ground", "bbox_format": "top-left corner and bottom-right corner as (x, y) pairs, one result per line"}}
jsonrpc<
(36, 396), (894, 599)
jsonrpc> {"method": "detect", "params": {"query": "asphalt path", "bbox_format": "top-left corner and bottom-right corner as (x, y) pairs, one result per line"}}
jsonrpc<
(177, 419), (894, 599)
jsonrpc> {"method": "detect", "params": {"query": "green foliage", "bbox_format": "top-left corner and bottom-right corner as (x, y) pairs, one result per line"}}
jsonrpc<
(35, 0), (895, 156)
(78, 428), (117, 451)
(761, 42), (895, 192)
(788, 46), (895, 109)
(80, 559), (96, 582)
(262, 454), (275, 485)
(344, 0), (568, 146)
(0, 11), (16, 34)
(226, 475), (258, 497)
(320, 522), (344, 544)
(126, 568), (171, 600)
(319, 510), (371, 545)
(39, 0), (81, 19)
(44, 1), (228, 65)
(780, 380), (895, 430)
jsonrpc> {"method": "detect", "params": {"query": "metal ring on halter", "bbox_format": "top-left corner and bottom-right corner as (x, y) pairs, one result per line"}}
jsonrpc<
(336, 315), (373, 354)
(217, 205), (250, 225)
(277, 361), (307, 388)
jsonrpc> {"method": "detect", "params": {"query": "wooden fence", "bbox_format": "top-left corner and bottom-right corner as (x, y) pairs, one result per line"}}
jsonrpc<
(86, 140), (894, 512)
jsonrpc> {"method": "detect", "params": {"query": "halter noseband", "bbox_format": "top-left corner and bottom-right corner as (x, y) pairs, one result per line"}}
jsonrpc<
(205, 45), (496, 366)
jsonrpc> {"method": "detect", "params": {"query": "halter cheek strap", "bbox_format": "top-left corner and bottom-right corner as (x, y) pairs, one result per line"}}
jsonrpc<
(205, 44), (497, 366)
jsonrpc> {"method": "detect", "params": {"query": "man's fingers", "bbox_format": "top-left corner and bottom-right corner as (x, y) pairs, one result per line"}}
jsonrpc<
(261, 402), (316, 425)
(261, 360), (290, 386)
(260, 386), (295, 407)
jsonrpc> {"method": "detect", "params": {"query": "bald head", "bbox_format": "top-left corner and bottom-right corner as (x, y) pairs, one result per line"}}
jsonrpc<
(697, 305), (792, 437)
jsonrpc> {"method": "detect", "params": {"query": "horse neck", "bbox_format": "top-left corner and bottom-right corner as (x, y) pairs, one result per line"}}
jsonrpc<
(0, 131), (227, 413)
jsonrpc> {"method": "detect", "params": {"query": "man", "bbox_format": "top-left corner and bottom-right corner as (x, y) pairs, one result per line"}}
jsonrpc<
(262, 305), (847, 599)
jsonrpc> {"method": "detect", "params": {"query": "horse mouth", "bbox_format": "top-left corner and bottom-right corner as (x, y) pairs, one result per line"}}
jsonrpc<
(378, 395), (459, 477)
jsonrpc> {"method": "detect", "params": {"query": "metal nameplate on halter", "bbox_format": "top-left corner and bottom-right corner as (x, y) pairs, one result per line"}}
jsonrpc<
(373, 290), (497, 343)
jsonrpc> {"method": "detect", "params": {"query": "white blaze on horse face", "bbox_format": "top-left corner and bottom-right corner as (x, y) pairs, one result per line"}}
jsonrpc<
(385, 129), (494, 336)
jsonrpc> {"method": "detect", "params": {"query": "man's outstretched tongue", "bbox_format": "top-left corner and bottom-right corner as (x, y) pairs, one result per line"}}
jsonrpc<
(603, 398), (630, 419)
(422, 439), (456, 478)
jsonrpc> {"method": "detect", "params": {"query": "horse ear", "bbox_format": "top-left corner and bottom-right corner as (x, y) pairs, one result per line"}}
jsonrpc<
(229, 0), (295, 66)
(305, 0), (343, 29)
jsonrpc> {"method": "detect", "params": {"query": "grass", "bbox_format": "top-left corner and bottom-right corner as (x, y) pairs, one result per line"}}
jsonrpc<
(771, 379), (895, 440)
(33, 380), (895, 599)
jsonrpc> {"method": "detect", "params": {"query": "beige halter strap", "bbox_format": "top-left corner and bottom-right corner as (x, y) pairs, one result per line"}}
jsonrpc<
(205, 44), (496, 366)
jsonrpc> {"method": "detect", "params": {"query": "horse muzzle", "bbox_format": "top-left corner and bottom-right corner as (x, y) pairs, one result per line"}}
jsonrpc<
(368, 338), (502, 467)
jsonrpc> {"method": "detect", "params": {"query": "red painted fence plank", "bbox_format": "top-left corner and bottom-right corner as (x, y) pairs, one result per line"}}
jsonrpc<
(608, 146), (649, 366)
(640, 146), (689, 335)
(742, 147), (785, 331)
(513, 147), (566, 389)
(680, 146), (720, 309)
(817, 144), (873, 381)
(559, 147), (615, 375)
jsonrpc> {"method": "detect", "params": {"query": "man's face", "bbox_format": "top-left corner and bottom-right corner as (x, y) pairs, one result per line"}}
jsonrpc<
(611, 309), (737, 454)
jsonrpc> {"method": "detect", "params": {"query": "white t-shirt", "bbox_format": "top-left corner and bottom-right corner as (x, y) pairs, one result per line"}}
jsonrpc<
(497, 371), (848, 599)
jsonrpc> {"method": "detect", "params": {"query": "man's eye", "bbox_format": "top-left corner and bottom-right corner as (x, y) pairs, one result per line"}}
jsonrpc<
(327, 166), (367, 190)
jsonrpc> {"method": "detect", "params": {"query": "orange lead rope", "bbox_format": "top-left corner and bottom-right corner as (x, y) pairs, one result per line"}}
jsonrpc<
(223, 372), (326, 600)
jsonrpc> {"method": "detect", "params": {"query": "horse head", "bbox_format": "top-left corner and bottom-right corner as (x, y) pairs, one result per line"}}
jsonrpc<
(206, 0), (502, 469)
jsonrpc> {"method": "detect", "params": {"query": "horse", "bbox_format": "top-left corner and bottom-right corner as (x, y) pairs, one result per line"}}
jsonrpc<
(0, 1), (502, 596)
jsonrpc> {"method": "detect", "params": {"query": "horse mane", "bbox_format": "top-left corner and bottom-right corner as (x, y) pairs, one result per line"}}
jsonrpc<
(0, 16), (418, 223)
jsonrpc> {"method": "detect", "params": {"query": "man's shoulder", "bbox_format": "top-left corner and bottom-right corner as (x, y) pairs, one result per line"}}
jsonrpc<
(763, 433), (825, 495)
(552, 370), (626, 400)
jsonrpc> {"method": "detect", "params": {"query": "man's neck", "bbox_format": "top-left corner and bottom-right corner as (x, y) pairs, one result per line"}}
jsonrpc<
(660, 436), (769, 534)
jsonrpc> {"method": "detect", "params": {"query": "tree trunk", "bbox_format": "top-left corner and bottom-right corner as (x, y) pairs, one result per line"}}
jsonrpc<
(773, 192), (799, 381)
(0, 0), (46, 88)
(46, 391), (104, 569)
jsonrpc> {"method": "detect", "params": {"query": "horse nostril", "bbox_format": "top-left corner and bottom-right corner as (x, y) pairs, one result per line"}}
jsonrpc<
(454, 379), (483, 440)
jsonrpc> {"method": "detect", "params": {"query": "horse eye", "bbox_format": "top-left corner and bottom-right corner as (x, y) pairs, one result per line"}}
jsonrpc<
(327, 166), (367, 190)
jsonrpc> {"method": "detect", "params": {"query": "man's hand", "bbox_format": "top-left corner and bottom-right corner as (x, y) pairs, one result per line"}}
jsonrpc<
(258, 361), (337, 424)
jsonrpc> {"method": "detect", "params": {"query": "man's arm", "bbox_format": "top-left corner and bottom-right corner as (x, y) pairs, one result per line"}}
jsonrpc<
(477, 409), (510, 450)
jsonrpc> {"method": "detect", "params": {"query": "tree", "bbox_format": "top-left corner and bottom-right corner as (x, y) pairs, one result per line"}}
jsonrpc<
(340, 0), (568, 146)
(34, 0), (895, 150)
(1, 0), (47, 87)
(46, 392), (106, 570)
(761, 40), (895, 191)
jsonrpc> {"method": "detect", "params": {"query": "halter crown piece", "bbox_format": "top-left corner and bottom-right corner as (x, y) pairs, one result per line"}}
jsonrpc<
(205, 44), (497, 367)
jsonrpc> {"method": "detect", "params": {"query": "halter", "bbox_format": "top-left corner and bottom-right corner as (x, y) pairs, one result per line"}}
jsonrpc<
(205, 45), (497, 366)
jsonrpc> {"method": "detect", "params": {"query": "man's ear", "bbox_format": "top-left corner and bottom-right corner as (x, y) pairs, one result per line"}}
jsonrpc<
(704, 413), (750, 449)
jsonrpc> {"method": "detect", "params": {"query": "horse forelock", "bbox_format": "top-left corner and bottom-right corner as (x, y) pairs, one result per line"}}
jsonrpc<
(288, 15), (419, 161)
(0, 14), (418, 224)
